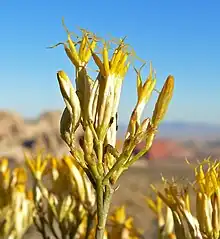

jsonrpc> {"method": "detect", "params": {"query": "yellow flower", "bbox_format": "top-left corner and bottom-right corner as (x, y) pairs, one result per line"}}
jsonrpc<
(63, 156), (86, 202)
(135, 63), (156, 123)
(0, 158), (8, 173)
(92, 40), (130, 78)
(65, 30), (97, 67)
(90, 40), (130, 143)
(25, 152), (47, 180)
(11, 168), (27, 193)
(145, 196), (165, 228)
(109, 205), (142, 239)
(124, 64), (156, 141)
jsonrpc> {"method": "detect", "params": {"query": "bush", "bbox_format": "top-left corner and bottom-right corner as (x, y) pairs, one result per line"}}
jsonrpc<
(0, 21), (174, 239)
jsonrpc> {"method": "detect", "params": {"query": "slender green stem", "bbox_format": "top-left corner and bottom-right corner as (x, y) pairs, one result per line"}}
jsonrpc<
(96, 179), (105, 239)
(124, 148), (148, 168)
(102, 145), (135, 185)
(95, 133), (109, 239)
(123, 131), (156, 169)
(102, 155), (126, 184)
(103, 184), (113, 218)
(84, 154), (99, 179)
(95, 182), (113, 239)
(110, 148), (149, 184)
(97, 141), (104, 176)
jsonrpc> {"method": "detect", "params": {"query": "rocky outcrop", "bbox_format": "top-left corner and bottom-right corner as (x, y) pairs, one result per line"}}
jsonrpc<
(0, 111), (27, 146)
(0, 110), (82, 164)
(133, 139), (194, 161)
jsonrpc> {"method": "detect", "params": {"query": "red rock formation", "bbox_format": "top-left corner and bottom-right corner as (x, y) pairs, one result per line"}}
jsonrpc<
(133, 139), (193, 160)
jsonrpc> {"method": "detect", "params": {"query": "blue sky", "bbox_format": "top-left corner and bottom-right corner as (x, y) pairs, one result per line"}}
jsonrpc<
(0, 1), (220, 125)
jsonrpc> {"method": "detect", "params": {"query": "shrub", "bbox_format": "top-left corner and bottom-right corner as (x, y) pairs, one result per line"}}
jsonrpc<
(0, 21), (174, 239)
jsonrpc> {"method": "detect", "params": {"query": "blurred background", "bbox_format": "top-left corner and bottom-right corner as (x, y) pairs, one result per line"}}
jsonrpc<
(0, 1), (220, 238)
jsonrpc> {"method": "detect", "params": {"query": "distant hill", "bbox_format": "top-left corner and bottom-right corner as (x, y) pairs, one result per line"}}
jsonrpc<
(117, 121), (220, 141)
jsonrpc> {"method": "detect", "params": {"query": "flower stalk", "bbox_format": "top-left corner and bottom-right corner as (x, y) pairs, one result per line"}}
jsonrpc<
(54, 22), (174, 239)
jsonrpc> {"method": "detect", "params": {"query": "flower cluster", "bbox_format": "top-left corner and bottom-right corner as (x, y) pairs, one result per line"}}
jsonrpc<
(146, 158), (220, 239)
(55, 23), (174, 238)
(108, 205), (143, 239)
(0, 154), (143, 239)
(0, 23), (174, 239)
(0, 157), (33, 239)
(25, 152), (96, 239)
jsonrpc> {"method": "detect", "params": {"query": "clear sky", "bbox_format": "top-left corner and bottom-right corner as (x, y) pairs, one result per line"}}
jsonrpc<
(0, 1), (220, 125)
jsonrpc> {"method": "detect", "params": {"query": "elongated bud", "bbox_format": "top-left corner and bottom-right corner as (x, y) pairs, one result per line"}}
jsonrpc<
(79, 34), (87, 61)
(135, 64), (156, 122)
(145, 124), (157, 151)
(84, 38), (97, 63)
(88, 79), (99, 122)
(196, 192), (205, 231)
(92, 52), (105, 76)
(60, 107), (72, 145)
(83, 175), (96, 207)
(111, 49), (129, 77)
(202, 194), (213, 234)
(63, 156), (85, 202)
(84, 126), (94, 155)
(183, 188), (191, 213)
(125, 111), (138, 140)
(59, 195), (72, 222)
(0, 158), (8, 173)
(162, 207), (174, 237)
(132, 118), (151, 144)
(195, 165), (206, 193)
(138, 118), (150, 134)
(97, 74), (115, 140)
(57, 71), (81, 131)
(104, 151), (116, 173)
(67, 35), (80, 67)
(216, 188), (220, 230)
(103, 43), (110, 76)
(65, 44), (80, 67)
(212, 192), (220, 238)
(1, 168), (10, 190)
(110, 47), (123, 73)
(115, 52), (129, 76)
(152, 75), (174, 126)
(102, 78), (115, 126)
(57, 70), (77, 110)
(136, 79), (156, 122)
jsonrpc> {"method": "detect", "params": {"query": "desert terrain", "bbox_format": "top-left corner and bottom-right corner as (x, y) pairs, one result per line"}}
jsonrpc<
(1, 110), (220, 238)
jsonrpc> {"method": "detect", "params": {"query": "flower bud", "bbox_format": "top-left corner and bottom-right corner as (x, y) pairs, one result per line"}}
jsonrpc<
(63, 156), (85, 202)
(152, 75), (174, 126)
(67, 35), (80, 67)
(135, 63), (156, 122)
(84, 125), (94, 155)
(57, 70), (81, 131)
(59, 195), (73, 222)
(88, 79), (99, 123)
(212, 192), (220, 237)
(60, 107), (72, 145)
